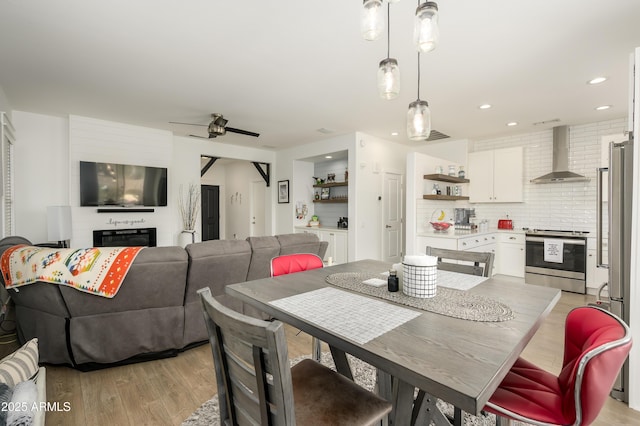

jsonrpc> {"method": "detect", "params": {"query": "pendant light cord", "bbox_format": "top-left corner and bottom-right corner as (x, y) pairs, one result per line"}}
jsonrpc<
(386, 3), (390, 59)
(417, 52), (421, 100)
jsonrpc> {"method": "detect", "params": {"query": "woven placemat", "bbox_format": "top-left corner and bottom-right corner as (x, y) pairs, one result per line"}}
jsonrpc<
(325, 272), (514, 322)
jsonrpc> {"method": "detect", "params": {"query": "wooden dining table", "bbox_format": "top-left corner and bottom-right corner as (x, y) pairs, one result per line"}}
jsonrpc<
(226, 259), (561, 426)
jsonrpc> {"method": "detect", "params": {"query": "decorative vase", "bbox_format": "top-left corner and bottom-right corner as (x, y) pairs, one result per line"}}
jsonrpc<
(179, 230), (196, 247)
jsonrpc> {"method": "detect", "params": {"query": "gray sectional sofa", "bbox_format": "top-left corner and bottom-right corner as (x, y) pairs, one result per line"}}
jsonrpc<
(0, 233), (327, 369)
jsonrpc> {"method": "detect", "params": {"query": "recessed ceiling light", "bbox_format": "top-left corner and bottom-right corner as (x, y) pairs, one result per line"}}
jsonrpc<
(506, 122), (518, 127)
(595, 105), (612, 111)
(325, 155), (332, 159)
(391, 132), (399, 136)
(588, 77), (607, 85)
(479, 104), (492, 110)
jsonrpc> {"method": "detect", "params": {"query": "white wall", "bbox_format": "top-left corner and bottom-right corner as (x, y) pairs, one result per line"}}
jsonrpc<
(469, 118), (627, 233)
(68, 115), (175, 246)
(12, 111), (69, 242)
(9, 112), (276, 246)
(225, 161), (266, 240)
(0, 86), (11, 116)
(353, 132), (409, 260)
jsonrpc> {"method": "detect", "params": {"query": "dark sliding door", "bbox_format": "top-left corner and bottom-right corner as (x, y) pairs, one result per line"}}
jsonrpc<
(201, 185), (220, 241)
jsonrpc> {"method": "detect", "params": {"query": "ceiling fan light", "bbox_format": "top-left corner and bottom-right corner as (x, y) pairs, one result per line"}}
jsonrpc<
(377, 58), (400, 100)
(414, 1), (439, 53)
(407, 100), (431, 140)
(362, 0), (384, 41)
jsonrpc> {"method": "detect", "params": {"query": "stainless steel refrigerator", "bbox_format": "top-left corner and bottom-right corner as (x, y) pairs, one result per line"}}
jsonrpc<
(597, 131), (634, 402)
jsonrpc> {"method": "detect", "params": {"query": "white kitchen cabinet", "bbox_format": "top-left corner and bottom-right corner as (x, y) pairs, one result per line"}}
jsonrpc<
(297, 227), (348, 264)
(497, 233), (525, 278)
(468, 147), (523, 203)
(320, 229), (348, 265)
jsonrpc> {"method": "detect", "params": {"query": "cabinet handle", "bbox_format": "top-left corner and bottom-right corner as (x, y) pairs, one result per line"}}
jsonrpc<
(509, 236), (516, 240)
(329, 233), (334, 236)
(462, 242), (467, 246)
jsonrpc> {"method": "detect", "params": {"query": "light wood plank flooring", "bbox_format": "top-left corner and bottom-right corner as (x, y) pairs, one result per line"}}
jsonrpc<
(37, 291), (640, 425)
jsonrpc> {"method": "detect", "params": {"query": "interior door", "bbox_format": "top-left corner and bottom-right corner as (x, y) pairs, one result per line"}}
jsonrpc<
(382, 172), (403, 263)
(250, 180), (265, 236)
(201, 185), (220, 240)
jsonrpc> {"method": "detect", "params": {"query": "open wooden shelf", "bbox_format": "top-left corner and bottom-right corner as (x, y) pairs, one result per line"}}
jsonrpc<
(313, 199), (348, 203)
(313, 181), (349, 188)
(422, 194), (469, 201)
(423, 174), (469, 184)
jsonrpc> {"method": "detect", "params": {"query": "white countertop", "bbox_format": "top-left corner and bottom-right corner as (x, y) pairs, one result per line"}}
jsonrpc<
(417, 228), (526, 239)
(295, 225), (348, 232)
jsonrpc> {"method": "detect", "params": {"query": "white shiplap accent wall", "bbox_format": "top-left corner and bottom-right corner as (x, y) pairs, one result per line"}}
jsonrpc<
(416, 118), (626, 234)
(69, 115), (174, 247)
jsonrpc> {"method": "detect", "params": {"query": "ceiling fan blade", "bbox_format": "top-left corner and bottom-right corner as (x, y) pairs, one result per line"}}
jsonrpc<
(226, 127), (260, 138)
(188, 134), (211, 139)
(170, 121), (207, 127)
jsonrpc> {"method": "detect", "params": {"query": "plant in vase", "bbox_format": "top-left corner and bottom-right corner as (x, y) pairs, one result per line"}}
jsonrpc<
(179, 183), (200, 245)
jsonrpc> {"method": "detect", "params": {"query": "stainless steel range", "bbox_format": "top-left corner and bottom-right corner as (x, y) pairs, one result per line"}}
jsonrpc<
(525, 229), (588, 294)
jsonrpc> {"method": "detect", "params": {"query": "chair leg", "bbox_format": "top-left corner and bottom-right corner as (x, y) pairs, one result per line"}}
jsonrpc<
(311, 337), (322, 361)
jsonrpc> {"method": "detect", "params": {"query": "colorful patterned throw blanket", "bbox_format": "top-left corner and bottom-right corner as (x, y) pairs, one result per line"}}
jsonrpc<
(0, 245), (144, 298)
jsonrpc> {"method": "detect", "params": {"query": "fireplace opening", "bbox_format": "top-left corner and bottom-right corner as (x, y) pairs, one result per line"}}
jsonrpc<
(93, 228), (157, 247)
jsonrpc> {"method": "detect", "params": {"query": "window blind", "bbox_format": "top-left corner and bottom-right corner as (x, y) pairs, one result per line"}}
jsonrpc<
(1, 112), (15, 237)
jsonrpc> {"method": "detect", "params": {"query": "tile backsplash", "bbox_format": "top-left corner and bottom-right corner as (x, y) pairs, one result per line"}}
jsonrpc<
(417, 118), (627, 235)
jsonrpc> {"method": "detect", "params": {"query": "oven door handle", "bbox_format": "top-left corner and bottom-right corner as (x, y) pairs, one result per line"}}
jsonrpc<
(525, 236), (586, 245)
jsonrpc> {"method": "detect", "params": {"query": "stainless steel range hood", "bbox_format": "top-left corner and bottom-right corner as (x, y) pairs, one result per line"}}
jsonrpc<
(530, 126), (590, 183)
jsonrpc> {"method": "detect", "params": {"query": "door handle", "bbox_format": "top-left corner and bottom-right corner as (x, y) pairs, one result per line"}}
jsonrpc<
(386, 225), (392, 228)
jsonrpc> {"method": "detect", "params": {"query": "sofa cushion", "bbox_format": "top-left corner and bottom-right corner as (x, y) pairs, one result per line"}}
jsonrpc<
(277, 233), (328, 259)
(246, 236), (280, 281)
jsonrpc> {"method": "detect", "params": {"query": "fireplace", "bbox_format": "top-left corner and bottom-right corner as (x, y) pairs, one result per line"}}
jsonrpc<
(93, 228), (157, 247)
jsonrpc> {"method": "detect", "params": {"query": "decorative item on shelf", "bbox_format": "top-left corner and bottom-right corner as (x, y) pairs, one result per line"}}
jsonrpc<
(345, 168), (349, 181)
(454, 185), (462, 196)
(179, 183), (200, 247)
(314, 190), (320, 200)
(313, 176), (325, 185)
(321, 188), (330, 200)
(435, 165), (443, 174)
(327, 173), (336, 183)
(295, 202), (308, 220)
(309, 214), (320, 227)
(431, 183), (438, 194)
(448, 165), (456, 176)
(458, 166), (465, 179)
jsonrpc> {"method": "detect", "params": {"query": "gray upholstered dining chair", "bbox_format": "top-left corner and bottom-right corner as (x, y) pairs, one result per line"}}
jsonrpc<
(198, 287), (392, 426)
(425, 246), (494, 277)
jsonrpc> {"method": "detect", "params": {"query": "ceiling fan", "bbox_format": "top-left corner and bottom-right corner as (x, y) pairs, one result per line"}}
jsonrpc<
(170, 113), (260, 139)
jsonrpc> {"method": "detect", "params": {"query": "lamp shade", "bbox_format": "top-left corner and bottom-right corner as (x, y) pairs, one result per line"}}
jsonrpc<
(407, 100), (431, 140)
(47, 206), (72, 242)
(361, 0), (384, 41)
(377, 58), (400, 100)
(414, 2), (440, 53)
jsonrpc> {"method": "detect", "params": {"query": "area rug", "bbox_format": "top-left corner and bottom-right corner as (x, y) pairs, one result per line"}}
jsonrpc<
(182, 353), (530, 426)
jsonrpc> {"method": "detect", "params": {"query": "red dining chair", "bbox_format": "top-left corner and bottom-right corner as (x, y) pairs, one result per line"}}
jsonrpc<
(484, 306), (632, 426)
(271, 253), (324, 361)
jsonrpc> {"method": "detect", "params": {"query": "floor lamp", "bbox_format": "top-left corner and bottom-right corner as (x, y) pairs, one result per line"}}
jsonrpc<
(47, 206), (72, 248)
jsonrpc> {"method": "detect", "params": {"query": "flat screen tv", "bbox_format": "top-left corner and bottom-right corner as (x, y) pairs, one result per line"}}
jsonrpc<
(80, 161), (168, 207)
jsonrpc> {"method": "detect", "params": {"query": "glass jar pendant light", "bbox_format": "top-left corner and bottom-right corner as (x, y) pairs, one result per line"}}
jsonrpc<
(377, 3), (400, 99)
(414, 1), (440, 53)
(407, 52), (431, 140)
(361, 0), (384, 41)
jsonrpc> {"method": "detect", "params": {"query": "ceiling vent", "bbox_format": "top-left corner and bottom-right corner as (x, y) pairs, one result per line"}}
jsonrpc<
(426, 129), (450, 141)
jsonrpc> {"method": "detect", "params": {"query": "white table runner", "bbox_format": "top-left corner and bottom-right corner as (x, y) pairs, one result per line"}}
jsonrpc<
(270, 287), (421, 345)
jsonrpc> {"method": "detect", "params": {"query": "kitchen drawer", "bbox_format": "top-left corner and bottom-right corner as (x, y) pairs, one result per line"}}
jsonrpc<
(458, 234), (497, 251)
(499, 233), (525, 244)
